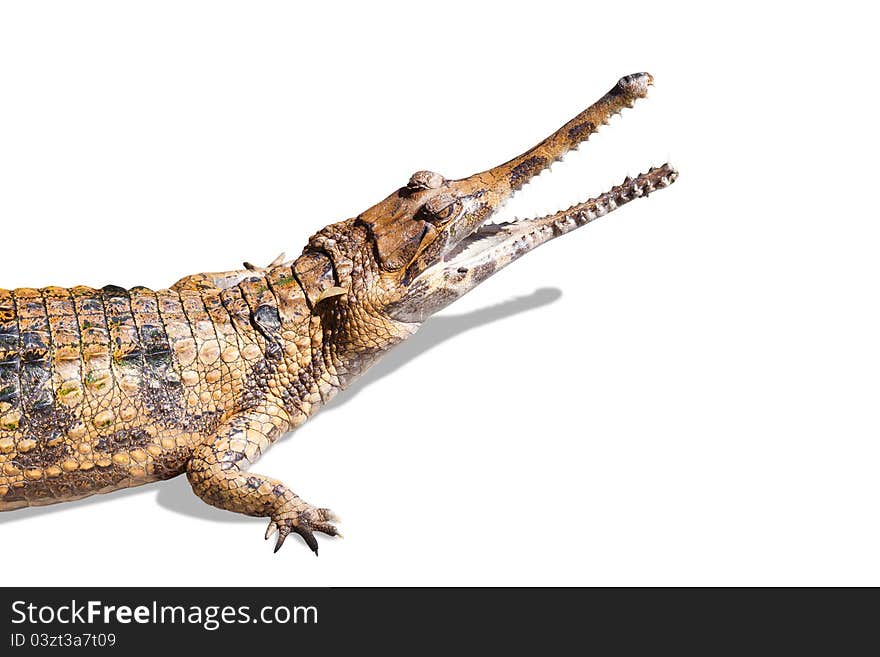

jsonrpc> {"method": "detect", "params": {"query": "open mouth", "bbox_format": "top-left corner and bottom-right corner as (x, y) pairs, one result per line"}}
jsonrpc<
(428, 72), (678, 278)
(443, 163), (678, 273)
(389, 72), (678, 323)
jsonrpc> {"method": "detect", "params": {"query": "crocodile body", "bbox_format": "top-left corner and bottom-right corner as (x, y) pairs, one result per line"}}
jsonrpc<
(0, 73), (677, 552)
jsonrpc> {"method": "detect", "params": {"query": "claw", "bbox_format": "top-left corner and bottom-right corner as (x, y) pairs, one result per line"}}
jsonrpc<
(295, 525), (320, 554)
(268, 503), (341, 553)
(273, 525), (291, 553)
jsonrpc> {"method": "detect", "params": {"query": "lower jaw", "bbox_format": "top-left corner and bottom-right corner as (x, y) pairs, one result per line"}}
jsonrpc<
(441, 163), (678, 275)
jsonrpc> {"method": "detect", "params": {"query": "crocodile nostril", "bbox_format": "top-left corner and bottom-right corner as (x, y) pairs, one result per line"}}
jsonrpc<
(408, 170), (445, 190)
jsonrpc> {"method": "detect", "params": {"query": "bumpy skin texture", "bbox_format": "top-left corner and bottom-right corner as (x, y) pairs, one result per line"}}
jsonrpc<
(0, 229), (414, 551)
(0, 73), (677, 553)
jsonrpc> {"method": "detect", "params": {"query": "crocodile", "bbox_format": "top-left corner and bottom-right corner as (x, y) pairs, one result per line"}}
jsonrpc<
(0, 73), (677, 553)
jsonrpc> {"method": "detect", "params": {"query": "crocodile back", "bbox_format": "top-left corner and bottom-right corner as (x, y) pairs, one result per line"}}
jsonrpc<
(0, 283), (276, 509)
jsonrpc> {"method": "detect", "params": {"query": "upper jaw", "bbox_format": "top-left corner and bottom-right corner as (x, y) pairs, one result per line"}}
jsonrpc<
(459, 72), (654, 195)
(427, 72), (658, 265)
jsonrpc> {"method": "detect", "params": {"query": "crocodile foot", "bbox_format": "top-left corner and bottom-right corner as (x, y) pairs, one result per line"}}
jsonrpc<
(265, 504), (341, 555)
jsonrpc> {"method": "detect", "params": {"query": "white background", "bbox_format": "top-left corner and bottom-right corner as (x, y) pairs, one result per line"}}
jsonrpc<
(0, 2), (877, 586)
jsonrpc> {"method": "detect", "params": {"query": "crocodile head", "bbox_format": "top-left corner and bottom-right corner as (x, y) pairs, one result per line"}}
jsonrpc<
(303, 73), (677, 376)
(353, 72), (677, 323)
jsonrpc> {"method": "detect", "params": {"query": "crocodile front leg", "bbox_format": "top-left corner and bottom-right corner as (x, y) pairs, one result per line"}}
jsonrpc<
(185, 402), (340, 554)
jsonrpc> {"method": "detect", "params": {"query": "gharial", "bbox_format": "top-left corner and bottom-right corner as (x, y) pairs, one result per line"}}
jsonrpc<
(0, 73), (677, 553)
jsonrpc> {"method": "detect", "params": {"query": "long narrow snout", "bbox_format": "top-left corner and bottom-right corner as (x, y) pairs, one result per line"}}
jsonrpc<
(387, 73), (677, 323)
(450, 73), (656, 212)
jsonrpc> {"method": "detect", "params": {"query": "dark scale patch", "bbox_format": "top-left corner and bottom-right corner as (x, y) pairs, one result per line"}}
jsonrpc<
(253, 304), (281, 332)
(102, 286), (140, 368)
(278, 354), (327, 417)
(509, 156), (548, 191)
(240, 358), (273, 410)
(0, 330), (18, 361)
(19, 362), (54, 412)
(219, 285), (255, 336)
(101, 284), (129, 297)
(113, 344), (142, 364)
(14, 440), (72, 469)
(129, 288), (159, 313)
(239, 278), (284, 360)
(0, 361), (19, 405)
(79, 297), (103, 313)
(151, 446), (194, 480)
(135, 322), (185, 426)
(278, 382), (310, 418)
(0, 304), (21, 412)
(251, 304), (283, 360)
(95, 427), (154, 452)
(16, 403), (76, 448)
(182, 409), (223, 435)
(22, 300), (46, 315)
(20, 332), (48, 362)
(0, 298), (15, 323)
(246, 476), (261, 489)
(140, 324), (171, 360)
(140, 369), (184, 426)
(567, 121), (595, 143)
(220, 452), (244, 470)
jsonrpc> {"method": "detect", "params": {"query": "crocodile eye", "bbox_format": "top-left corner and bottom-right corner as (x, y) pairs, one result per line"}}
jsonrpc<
(421, 193), (461, 223)
(407, 170), (445, 190)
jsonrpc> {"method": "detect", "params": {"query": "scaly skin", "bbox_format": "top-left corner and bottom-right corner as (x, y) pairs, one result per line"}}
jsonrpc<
(0, 73), (678, 553)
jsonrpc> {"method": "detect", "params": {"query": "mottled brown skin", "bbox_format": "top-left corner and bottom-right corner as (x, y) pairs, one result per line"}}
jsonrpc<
(0, 73), (677, 553)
